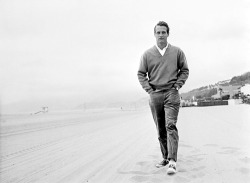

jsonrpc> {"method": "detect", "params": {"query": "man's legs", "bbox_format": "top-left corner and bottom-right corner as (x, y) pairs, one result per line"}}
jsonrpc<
(149, 89), (180, 172)
(163, 89), (180, 174)
(164, 89), (180, 162)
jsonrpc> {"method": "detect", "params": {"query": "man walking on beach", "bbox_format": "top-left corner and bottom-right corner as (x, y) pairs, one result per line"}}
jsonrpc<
(137, 21), (189, 174)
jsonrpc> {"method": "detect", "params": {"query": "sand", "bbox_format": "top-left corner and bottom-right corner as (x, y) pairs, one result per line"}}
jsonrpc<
(0, 105), (250, 183)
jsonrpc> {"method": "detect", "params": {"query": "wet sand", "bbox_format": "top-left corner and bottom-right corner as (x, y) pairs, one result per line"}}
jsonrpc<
(0, 105), (250, 182)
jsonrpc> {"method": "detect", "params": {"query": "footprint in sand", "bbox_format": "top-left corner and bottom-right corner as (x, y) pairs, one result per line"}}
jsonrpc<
(203, 144), (218, 147)
(191, 166), (206, 171)
(130, 173), (191, 183)
(185, 154), (206, 162)
(238, 167), (250, 175)
(190, 172), (206, 179)
(129, 142), (207, 182)
(217, 146), (241, 155)
(136, 161), (148, 166)
(130, 175), (149, 182)
(179, 144), (193, 148)
(237, 157), (250, 176)
(239, 157), (250, 164)
(174, 176), (191, 182)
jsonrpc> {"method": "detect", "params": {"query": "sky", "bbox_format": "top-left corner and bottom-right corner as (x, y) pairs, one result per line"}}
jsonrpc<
(0, 0), (250, 110)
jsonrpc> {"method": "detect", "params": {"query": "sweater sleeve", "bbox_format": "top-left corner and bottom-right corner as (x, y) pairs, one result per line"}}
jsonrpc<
(137, 53), (154, 94)
(174, 49), (189, 89)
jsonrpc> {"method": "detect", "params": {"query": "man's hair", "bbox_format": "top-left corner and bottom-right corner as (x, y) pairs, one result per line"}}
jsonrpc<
(154, 21), (170, 34)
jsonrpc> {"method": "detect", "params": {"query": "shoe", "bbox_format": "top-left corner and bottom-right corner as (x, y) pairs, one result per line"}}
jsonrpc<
(167, 161), (177, 174)
(155, 159), (169, 168)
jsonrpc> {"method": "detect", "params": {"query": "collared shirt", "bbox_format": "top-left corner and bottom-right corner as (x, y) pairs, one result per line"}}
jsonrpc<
(156, 43), (169, 56)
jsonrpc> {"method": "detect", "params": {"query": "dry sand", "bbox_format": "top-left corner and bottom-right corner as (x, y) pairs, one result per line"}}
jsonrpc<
(0, 105), (250, 183)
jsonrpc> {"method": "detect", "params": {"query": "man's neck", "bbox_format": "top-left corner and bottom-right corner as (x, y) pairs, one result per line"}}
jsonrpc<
(157, 42), (168, 50)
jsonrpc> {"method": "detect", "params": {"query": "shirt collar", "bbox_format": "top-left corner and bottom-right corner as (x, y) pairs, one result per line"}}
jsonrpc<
(155, 43), (169, 56)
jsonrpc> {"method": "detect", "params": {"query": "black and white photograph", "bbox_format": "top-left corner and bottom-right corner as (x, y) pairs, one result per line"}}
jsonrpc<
(0, 0), (250, 182)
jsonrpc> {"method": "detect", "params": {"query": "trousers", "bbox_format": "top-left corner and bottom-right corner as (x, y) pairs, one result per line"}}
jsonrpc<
(149, 88), (180, 161)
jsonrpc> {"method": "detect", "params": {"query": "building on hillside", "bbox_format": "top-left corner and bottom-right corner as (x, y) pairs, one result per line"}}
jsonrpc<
(211, 85), (241, 99)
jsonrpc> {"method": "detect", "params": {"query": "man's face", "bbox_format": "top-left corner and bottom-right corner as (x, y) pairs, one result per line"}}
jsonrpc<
(154, 25), (168, 46)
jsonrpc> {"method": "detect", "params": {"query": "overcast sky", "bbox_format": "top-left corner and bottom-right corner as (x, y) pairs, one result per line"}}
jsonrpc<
(0, 0), (250, 106)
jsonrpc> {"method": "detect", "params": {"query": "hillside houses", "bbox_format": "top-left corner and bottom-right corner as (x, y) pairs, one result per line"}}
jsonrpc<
(211, 85), (241, 99)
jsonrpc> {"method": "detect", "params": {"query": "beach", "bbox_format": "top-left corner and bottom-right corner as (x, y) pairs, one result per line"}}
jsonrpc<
(0, 104), (250, 183)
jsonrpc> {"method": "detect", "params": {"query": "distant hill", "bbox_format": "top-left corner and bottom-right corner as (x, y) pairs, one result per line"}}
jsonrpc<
(229, 72), (250, 85)
(181, 71), (250, 100)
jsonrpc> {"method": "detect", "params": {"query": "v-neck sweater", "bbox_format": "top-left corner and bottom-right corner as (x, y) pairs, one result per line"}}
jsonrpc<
(138, 44), (189, 94)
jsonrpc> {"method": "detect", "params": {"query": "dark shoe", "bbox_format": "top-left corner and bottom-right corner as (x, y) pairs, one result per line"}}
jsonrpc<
(155, 159), (169, 168)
